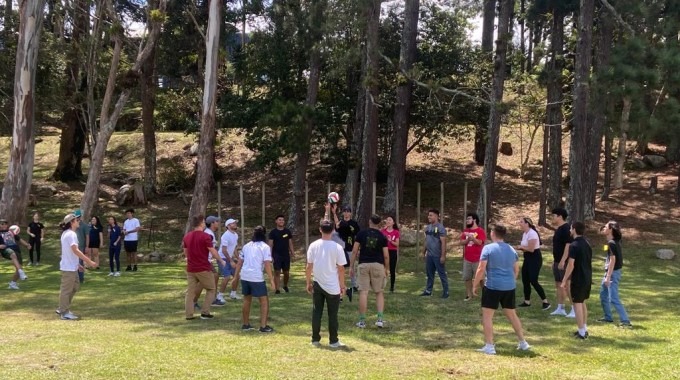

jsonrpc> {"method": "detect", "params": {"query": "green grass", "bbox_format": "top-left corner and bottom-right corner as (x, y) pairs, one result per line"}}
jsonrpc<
(1, 243), (679, 379)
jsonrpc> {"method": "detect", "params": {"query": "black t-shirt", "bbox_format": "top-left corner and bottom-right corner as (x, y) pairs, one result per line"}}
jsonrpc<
(606, 240), (623, 271)
(552, 223), (573, 262)
(568, 236), (592, 286)
(28, 222), (44, 239)
(268, 228), (292, 257)
(337, 219), (360, 252)
(356, 228), (387, 264)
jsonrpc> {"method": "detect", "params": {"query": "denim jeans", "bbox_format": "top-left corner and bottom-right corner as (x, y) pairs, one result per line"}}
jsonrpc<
(599, 269), (630, 323)
(312, 282), (341, 344)
(425, 254), (449, 295)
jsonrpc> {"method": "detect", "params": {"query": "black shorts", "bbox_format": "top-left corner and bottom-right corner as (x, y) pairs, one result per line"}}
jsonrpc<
(552, 262), (565, 282)
(481, 286), (516, 310)
(88, 241), (101, 249)
(273, 255), (290, 271)
(571, 283), (591, 303)
(124, 241), (138, 253)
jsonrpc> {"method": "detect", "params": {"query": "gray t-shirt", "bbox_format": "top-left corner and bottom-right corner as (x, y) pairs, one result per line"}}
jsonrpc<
(425, 222), (446, 256)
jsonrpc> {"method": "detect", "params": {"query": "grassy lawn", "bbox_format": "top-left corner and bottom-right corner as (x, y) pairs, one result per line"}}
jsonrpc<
(1, 242), (678, 379)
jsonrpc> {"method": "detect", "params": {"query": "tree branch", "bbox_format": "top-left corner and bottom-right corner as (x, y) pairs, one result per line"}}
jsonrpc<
(186, 8), (206, 42)
(599, 0), (635, 36)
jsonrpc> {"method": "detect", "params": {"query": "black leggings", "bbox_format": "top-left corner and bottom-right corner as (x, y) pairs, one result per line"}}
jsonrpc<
(29, 237), (41, 263)
(389, 250), (398, 290)
(522, 250), (546, 301)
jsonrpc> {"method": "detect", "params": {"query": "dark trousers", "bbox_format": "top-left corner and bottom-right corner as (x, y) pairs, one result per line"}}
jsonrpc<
(109, 245), (121, 272)
(29, 237), (41, 263)
(522, 250), (546, 301)
(312, 282), (341, 344)
(389, 250), (398, 290)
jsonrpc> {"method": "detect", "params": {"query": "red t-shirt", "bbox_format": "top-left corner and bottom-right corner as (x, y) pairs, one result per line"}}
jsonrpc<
(183, 230), (214, 273)
(461, 227), (486, 262)
(381, 228), (400, 251)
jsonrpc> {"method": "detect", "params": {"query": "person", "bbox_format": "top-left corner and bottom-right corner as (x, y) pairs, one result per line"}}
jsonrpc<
(122, 208), (141, 272)
(336, 205), (360, 299)
(306, 220), (347, 348)
(56, 213), (97, 320)
(550, 208), (574, 317)
(460, 212), (486, 301)
(350, 214), (389, 328)
(236, 226), (276, 333)
(561, 221), (593, 339)
(472, 224), (531, 355)
(201, 216), (225, 306)
(598, 221), (632, 328)
(380, 215), (400, 293)
(27, 212), (44, 266)
(219, 218), (242, 301)
(515, 217), (550, 309)
(268, 214), (294, 294)
(183, 215), (226, 320)
(73, 210), (89, 284)
(86, 216), (104, 270)
(107, 216), (122, 276)
(420, 209), (449, 298)
(0, 218), (29, 289)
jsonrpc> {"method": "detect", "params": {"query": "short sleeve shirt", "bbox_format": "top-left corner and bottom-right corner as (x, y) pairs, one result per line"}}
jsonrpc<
(356, 228), (388, 264)
(123, 218), (141, 241)
(60, 229), (80, 271)
(268, 228), (292, 257)
(239, 241), (272, 282)
(28, 222), (44, 238)
(425, 223), (446, 257)
(380, 228), (400, 251)
(605, 240), (623, 271)
(552, 223), (573, 262)
(183, 230), (214, 273)
(108, 225), (122, 247)
(521, 229), (540, 250)
(307, 239), (347, 295)
(337, 220), (360, 252)
(461, 227), (486, 262)
(568, 236), (593, 287)
(480, 242), (519, 291)
(220, 230), (239, 259)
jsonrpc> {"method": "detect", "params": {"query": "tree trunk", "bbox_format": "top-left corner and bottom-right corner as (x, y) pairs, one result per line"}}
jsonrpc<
(539, 122), (549, 226)
(613, 96), (631, 189)
(383, 0), (419, 215)
(80, 0), (168, 218)
(601, 120), (612, 201)
(583, 7), (613, 220)
(86, 0), (104, 149)
(0, 0), (46, 224)
(185, 0), (221, 233)
(288, 0), (327, 233)
(519, 0), (525, 73)
(546, 6), (565, 210)
(474, 0), (496, 165)
(343, 36), (367, 212)
(566, 0), (595, 223)
(52, 0), (89, 182)
(355, 0), (382, 228)
(141, 4), (158, 199)
(477, 0), (514, 225)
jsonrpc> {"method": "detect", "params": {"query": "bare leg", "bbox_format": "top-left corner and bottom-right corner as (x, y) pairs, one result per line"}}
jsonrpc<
(502, 309), (526, 341)
(465, 280), (472, 298)
(259, 296), (269, 327)
(376, 292), (385, 314)
(358, 290), (369, 315)
(274, 269), (281, 291)
(219, 275), (231, 293)
(283, 269), (290, 287)
(481, 308), (495, 345)
(242, 295), (252, 325)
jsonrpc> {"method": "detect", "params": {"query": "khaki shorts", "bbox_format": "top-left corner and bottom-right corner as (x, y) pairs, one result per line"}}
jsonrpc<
(462, 259), (479, 281)
(357, 262), (386, 293)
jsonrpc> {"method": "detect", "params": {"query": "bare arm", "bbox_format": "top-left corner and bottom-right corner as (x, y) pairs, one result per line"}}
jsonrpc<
(519, 238), (539, 252)
(350, 241), (360, 270)
(71, 244), (95, 267)
(514, 261), (520, 279)
(472, 260), (487, 296)
(559, 243), (571, 269)
(605, 255), (616, 287)
(338, 265), (346, 293)
(439, 236), (447, 262)
(383, 247), (390, 275)
(209, 247), (225, 267)
(305, 262), (314, 294)
(561, 258), (575, 287)
(265, 261), (275, 289)
(289, 239), (295, 259)
(99, 232), (104, 248)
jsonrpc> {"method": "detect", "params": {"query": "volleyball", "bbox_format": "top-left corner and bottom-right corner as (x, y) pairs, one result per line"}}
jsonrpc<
(327, 192), (340, 204)
(9, 225), (20, 235)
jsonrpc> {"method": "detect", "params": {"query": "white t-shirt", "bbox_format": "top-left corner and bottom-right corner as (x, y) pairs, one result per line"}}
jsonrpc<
(204, 228), (217, 260)
(521, 229), (540, 250)
(307, 239), (347, 295)
(60, 229), (80, 271)
(123, 218), (141, 241)
(239, 241), (272, 282)
(220, 230), (238, 260)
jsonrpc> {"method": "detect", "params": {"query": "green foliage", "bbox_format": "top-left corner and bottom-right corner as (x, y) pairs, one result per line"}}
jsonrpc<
(157, 156), (194, 191)
(155, 89), (202, 132)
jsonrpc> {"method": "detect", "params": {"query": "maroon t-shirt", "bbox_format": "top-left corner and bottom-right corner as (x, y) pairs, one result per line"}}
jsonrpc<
(183, 230), (214, 273)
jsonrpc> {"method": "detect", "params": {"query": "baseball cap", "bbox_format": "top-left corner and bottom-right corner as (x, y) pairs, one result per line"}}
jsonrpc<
(0, 218), (7, 224)
(63, 213), (77, 224)
(342, 205), (352, 212)
(224, 218), (238, 227)
(206, 216), (220, 225)
(72, 209), (82, 218)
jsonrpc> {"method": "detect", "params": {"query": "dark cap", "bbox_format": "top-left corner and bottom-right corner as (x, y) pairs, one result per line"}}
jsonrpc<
(342, 205), (352, 212)
(205, 216), (220, 225)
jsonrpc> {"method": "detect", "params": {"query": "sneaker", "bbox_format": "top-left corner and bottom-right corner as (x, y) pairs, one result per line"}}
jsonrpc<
(311, 341), (321, 347)
(617, 322), (633, 329)
(55, 309), (62, 315)
(346, 287), (353, 302)
(476, 345), (496, 355)
(194, 303), (200, 311)
(241, 324), (255, 331)
(420, 291), (432, 297)
(329, 341), (346, 348)
(28, 262), (34, 266)
(18, 269), (27, 280)
(283, 286), (289, 293)
(259, 325), (274, 333)
(199, 313), (214, 319)
(356, 321), (366, 328)
(542, 302), (551, 310)
(108, 272), (115, 277)
(186, 316), (196, 320)
(464, 296), (471, 302)
(60, 312), (79, 320)
(518, 301), (531, 307)
(133, 265), (138, 272)
(8, 281), (19, 290)
(550, 308), (567, 316)
(574, 332), (588, 340)
(375, 319), (385, 328)
(212, 299), (226, 307)
(275, 290), (281, 294)
(35, 262), (40, 266)
(597, 318), (614, 323)
(441, 293), (449, 299)
(114, 272), (121, 277)
(125, 265), (132, 271)
(517, 341), (531, 351)
(230, 293), (242, 300)
(566, 309), (576, 318)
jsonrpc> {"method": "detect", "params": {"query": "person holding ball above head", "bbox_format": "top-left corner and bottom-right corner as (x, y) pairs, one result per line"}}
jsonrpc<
(598, 221), (632, 328)
(561, 221), (593, 339)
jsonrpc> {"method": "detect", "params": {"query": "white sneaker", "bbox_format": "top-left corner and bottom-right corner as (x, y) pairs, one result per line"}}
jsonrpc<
(550, 308), (567, 316)
(230, 292), (242, 300)
(566, 309), (576, 318)
(517, 341), (531, 351)
(375, 319), (384, 328)
(114, 272), (121, 277)
(18, 269), (28, 280)
(355, 321), (366, 328)
(311, 341), (321, 347)
(61, 312), (79, 320)
(476, 345), (496, 355)
(329, 341), (346, 348)
(8, 281), (19, 290)
(108, 272), (115, 277)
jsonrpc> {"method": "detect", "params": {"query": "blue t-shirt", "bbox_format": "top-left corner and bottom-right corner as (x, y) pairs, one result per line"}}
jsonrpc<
(480, 242), (519, 291)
